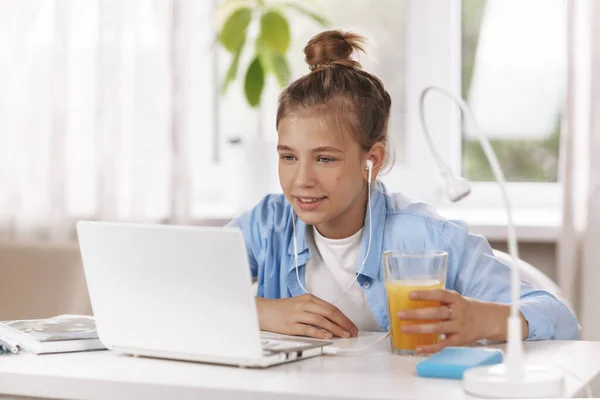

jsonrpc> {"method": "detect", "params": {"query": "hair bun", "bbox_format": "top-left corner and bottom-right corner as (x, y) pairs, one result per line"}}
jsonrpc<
(304, 29), (366, 71)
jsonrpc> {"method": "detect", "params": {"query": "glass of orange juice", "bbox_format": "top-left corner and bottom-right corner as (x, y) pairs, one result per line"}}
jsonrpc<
(383, 250), (447, 355)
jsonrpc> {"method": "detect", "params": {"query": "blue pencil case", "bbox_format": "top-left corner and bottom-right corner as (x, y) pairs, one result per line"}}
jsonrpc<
(415, 347), (504, 380)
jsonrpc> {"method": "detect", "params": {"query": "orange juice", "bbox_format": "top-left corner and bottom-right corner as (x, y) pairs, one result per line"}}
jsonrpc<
(385, 279), (444, 354)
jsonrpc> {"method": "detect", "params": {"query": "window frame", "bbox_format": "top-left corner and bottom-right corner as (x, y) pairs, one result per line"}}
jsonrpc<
(194, 0), (563, 221)
(383, 0), (562, 214)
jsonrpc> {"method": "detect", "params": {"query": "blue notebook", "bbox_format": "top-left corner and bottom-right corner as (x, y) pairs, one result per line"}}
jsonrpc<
(415, 347), (503, 380)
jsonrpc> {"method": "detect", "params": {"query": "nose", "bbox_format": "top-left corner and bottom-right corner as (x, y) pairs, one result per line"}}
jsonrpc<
(295, 160), (316, 188)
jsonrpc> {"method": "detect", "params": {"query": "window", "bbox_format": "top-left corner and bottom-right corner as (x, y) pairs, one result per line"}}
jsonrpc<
(462, 0), (566, 183)
(192, 0), (566, 218)
(387, 0), (564, 212)
(214, 0), (564, 216)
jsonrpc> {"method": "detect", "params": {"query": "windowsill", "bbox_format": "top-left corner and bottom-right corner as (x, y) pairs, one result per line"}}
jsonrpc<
(192, 204), (562, 243)
(436, 207), (561, 243)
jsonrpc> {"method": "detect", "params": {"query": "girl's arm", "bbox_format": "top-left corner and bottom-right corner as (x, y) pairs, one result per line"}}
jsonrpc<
(442, 219), (580, 341)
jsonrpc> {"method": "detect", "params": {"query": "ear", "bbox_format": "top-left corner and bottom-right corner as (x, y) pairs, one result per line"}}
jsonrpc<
(366, 143), (386, 182)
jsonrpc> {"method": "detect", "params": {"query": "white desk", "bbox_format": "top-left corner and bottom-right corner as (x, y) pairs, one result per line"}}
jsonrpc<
(0, 334), (599, 400)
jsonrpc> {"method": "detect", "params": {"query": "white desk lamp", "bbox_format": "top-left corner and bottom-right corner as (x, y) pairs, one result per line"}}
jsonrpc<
(419, 86), (565, 398)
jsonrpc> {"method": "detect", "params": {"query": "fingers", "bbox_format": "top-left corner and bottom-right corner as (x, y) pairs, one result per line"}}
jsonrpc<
(415, 334), (461, 355)
(305, 296), (358, 336)
(397, 306), (452, 321)
(409, 289), (459, 303)
(394, 290), (479, 355)
(305, 302), (358, 336)
(297, 310), (351, 338)
(288, 323), (333, 340)
(400, 320), (460, 335)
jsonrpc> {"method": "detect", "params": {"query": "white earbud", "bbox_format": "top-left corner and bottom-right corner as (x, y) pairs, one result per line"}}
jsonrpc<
(365, 159), (373, 184)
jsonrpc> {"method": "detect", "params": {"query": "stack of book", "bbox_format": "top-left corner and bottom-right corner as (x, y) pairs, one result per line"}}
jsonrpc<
(0, 314), (106, 354)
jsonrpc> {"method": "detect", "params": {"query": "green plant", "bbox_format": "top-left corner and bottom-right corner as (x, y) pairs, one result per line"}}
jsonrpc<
(217, 0), (328, 107)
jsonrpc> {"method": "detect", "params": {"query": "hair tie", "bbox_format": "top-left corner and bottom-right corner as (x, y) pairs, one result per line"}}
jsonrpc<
(309, 63), (335, 71)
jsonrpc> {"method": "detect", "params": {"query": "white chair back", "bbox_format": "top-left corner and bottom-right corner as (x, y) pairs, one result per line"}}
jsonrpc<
(492, 249), (573, 312)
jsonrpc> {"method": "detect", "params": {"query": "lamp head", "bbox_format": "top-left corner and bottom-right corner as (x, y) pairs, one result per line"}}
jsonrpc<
(443, 171), (472, 202)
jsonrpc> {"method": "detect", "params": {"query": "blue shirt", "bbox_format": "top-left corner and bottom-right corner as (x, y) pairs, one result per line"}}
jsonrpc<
(228, 181), (580, 340)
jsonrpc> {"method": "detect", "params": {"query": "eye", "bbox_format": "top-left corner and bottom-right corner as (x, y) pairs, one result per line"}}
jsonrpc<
(280, 154), (296, 162)
(318, 156), (335, 164)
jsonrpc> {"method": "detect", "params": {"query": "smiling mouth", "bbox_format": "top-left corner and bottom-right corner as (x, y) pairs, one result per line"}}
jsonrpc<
(294, 196), (327, 210)
(296, 196), (326, 204)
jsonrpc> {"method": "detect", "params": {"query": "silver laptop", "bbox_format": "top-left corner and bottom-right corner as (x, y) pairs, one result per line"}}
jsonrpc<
(76, 221), (331, 368)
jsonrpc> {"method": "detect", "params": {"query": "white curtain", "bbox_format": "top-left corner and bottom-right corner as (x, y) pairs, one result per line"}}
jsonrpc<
(0, 0), (216, 242)
(580, 0), (600, 341)
(558, 0), (600, 340)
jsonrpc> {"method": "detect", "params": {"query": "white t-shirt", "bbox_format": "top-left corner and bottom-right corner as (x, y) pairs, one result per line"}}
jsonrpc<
(305, 226), (381, 332)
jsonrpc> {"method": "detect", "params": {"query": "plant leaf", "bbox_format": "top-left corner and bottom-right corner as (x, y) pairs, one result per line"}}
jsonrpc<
(218, 7), (252, 53)
(271, 53), (290, 87)
(222, 47), (242, 94)
(282, 2), (329, 27)
(257, 43), (274, 73)
(244, 57), (265, 107)
(256, 44), (289, 87)
(255, 37), (289, 87)
(259, 10), (290, 54)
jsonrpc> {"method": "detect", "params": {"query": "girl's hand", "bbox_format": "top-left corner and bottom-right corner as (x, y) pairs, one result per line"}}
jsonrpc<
(396, 289), (528, 354)
(256, 295), (359, 340)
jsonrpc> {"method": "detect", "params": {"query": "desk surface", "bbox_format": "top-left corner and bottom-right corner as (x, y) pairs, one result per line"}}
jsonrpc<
(0, 334), (599, 400)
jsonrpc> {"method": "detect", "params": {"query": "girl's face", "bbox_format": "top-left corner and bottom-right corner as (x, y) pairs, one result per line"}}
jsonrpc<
(277, 116), (369, 239)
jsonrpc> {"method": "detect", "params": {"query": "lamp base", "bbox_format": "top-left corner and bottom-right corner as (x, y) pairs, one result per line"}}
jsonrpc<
(463, 363), (564, 399)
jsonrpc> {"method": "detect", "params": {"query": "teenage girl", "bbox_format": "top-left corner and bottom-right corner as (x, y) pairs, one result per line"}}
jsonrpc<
(229, 30), (579, 354)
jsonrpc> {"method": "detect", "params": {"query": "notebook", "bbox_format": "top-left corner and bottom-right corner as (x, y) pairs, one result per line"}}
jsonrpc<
(0, 314), (105, 354)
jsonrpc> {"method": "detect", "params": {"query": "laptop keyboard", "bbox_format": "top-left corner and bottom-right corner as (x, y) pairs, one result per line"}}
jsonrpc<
(260, 339), (313, 351)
